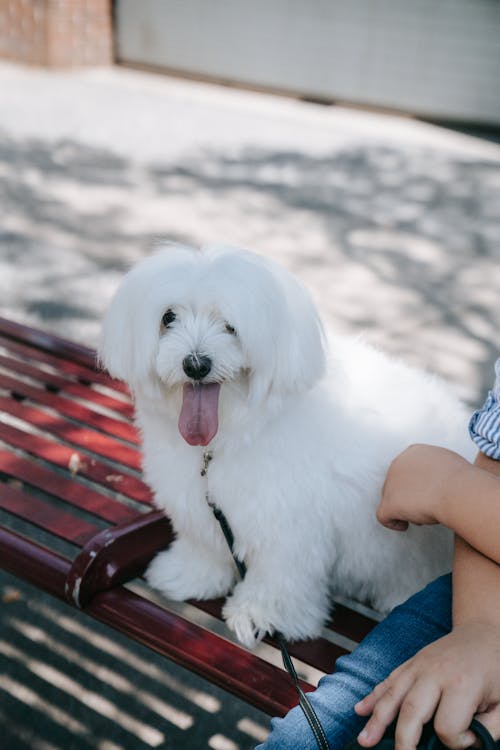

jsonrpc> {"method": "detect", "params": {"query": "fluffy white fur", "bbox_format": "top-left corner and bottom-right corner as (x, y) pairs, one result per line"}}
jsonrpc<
(101, 244), (474, 648)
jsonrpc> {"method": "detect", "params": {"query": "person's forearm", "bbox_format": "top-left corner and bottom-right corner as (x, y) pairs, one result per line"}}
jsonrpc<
(451, 453), (500, 625)
(452, 534), (500, 626)
(440, 457), (500, 564)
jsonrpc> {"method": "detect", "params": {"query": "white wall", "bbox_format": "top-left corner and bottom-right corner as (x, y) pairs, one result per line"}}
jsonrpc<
(116, 0), (500, 124)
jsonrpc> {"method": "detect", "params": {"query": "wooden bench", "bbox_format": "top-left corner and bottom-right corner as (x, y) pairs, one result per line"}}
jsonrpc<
(0, 316), (377, 723)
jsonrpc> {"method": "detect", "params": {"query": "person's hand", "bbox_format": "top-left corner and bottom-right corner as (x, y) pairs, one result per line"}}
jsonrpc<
(377, 445), (470, 531)
(354, 622), (500, 750)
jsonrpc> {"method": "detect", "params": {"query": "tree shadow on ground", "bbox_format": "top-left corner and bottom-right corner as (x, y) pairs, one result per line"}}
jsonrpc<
(0, 130), (499, 398)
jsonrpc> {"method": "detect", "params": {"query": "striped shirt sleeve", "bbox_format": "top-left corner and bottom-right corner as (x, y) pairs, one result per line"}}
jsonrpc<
(469, 358), (500, 459)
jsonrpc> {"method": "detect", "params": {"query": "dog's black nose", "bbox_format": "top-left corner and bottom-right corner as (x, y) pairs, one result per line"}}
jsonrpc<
(182, 354), (212, 380)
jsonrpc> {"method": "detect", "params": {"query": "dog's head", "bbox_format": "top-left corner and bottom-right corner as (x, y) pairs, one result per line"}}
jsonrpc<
(100, 244), (326, 445)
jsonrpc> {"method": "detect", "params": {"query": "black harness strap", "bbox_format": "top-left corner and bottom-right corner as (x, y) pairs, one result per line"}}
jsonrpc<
(208, 499), (330, 750)
(210, 504), (247, 580)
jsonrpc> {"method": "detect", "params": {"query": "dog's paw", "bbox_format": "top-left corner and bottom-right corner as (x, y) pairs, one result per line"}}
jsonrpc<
(222, 599), (271, 649)
(222, 584), (285, 649)
(146, 542), (234, 601)
(223, 581), (326, 648)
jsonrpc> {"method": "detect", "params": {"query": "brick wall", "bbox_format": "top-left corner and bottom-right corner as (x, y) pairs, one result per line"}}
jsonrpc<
(0, 0), (113, 67)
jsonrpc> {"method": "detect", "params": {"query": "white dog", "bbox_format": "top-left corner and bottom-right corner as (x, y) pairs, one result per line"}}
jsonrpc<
(101, 244), (473, 648)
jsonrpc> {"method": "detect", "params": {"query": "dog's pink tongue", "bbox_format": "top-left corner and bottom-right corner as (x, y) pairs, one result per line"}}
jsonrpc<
(179, 383), (221, 446)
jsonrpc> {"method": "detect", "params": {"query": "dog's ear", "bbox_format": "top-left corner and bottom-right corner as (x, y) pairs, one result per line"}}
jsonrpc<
(242, 258), (327, 403)
(99, 264), (159, 387)
(100, 244), (199, 390)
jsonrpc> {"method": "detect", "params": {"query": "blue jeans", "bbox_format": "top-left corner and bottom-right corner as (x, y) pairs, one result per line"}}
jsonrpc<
(256, 574), (452, 750)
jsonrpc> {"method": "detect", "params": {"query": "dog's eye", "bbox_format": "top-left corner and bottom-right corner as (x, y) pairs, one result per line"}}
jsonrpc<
(225, 323), (236, 335)
(162, 309), (176, 328)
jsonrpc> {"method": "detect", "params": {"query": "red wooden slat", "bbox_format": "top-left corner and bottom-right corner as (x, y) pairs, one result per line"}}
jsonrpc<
(0, 450), (137, 524)
(0, 352), (135, 421)
(0, 373), (137, 446)
(1, 525), (70, 597)
(0, 332), (128, 395)
(0, 317), (98, 370)
(0, 395), (141, 470)
(283, 634), (348, 665)
(328, 603), (377, 642)
(0, 422), (152, 504)
(0, 482), (99, 546)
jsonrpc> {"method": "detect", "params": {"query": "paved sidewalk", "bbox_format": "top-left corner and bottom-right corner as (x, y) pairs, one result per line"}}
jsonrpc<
(0, 62), (499, 750)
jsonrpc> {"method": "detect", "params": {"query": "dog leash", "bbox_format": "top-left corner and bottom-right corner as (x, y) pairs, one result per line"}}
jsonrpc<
(202, 451), (331, 750)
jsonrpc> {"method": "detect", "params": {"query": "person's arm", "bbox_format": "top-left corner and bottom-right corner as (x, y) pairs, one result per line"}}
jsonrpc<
(453, 451), (500, 628)
(449, 464), (500, 746)
(376, 444), (500, 564)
